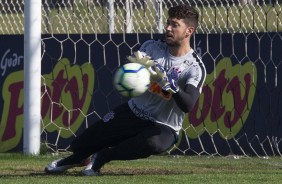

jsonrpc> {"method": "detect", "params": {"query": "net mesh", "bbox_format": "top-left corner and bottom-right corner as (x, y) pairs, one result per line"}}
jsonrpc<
(1, 0), (282, 157)
(1, 0), (282, 34)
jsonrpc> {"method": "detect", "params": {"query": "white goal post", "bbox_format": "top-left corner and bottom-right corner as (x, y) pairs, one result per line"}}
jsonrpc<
(23, 0), (41, 155)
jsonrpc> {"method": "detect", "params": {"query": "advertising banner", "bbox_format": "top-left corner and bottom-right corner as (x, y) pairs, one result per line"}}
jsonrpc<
(0, 33), (281, 156)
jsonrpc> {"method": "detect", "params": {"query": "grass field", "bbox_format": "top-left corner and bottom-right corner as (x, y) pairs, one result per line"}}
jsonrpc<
(1, 153), (282, 184)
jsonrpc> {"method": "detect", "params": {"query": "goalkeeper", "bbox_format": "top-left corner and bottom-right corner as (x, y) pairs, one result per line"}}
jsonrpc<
(45, 4), (206, 176)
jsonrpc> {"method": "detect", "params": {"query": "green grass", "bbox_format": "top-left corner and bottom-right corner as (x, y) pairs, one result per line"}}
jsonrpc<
(1, 153), (282, 184)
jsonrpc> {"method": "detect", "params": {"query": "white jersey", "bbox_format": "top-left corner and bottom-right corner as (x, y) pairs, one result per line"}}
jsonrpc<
(128, 39), (206, 132)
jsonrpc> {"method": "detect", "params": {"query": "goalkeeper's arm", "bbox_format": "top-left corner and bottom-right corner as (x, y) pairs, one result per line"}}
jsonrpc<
(171, 84), (200, 113)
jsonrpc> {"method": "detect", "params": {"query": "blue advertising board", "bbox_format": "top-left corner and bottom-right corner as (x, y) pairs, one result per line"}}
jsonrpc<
(0, 33), (281, 156)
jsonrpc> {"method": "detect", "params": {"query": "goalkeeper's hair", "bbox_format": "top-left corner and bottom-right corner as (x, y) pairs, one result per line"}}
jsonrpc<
(168, 5), (199, 29)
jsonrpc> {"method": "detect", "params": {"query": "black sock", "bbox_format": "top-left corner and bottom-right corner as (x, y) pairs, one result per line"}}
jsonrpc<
(57, 155), (82, 166)
(92, 150), (110, 171)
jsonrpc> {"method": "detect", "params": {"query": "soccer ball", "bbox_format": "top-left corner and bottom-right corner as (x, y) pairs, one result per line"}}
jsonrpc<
(114, 63), (151, 97)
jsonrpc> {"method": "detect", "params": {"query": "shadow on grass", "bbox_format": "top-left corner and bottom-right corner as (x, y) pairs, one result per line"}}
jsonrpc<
(0, 168), (194, 178)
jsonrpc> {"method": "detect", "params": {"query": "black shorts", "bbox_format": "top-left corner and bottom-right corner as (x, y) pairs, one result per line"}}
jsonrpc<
(70, 103), (178, 160)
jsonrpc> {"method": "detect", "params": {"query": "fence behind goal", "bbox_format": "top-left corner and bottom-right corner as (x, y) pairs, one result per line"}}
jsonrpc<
(0, 0), (282, 157)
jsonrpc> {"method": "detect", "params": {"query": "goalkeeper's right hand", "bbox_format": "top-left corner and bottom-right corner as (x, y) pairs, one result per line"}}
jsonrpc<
(127, 51), (156, 74)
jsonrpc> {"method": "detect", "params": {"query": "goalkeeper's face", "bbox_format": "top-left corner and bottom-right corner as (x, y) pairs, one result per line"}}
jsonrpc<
(165, 18), (192, 47)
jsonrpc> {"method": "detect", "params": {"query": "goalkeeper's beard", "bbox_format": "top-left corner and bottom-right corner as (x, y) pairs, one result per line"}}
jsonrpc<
(166, 35), (186, 48)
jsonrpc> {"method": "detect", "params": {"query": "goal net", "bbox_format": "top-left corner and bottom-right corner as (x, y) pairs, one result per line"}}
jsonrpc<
(1, 0), (282, 157)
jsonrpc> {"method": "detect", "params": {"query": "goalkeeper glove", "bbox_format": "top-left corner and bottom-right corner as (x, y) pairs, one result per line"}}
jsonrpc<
(160, 67), (180, 94)
(162, 77), (179, 94)
(150, 64), (171, 90)
(127, 51), (155, 74)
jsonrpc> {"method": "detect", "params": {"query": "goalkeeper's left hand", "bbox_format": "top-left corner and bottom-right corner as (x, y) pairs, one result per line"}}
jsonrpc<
(162, 67), (180, 94)
(162, 77), (179, 94)
(151, 64), (170, 88)
(150, 64), (179, 94)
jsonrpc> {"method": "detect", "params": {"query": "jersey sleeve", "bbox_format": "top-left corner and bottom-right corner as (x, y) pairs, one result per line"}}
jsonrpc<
(184, 63), (206, 93)
(139, 39), (166, 58)
(139, 40), (156, 57)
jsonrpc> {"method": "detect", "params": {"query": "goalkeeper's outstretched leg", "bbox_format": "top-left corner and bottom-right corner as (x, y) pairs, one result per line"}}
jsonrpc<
(80, 122), (178, 176)
(45, 103), (177, 175)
